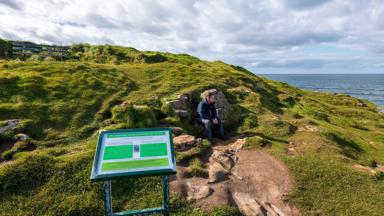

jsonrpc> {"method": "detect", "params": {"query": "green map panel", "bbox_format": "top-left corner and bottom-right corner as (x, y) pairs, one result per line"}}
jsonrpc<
(101, 158), (169, 172)
(140, 143), (168, 157)
(103, 145), (133, 160)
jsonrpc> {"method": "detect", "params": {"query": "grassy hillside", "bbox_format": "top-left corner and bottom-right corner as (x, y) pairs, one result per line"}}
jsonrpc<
(0, 42), (384, 215)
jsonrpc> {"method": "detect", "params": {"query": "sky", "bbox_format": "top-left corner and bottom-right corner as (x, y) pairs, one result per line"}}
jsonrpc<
(0, 0), (383, 74)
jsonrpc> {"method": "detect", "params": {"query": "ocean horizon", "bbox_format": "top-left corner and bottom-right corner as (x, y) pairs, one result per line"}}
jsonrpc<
(261, 74), (384, 107)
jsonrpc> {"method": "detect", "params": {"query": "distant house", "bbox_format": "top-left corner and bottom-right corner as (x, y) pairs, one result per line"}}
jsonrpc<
(11, 41), (69, 59)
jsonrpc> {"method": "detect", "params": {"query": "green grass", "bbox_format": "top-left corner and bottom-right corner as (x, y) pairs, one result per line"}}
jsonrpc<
(0, 41), (383, 215)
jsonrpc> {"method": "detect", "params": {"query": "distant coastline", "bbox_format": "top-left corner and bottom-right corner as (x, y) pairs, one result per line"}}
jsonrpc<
(261, 74), (384, 106)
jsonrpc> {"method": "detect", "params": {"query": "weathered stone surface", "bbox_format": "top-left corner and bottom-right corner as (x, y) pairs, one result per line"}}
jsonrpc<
(356, 102), (367, 107)
(231, 138), (247, 152)
(201, 89), (230, 120)
(166, 92), (195, 119)
(167, 100), (186, 111)
(14, 133), (30, 141)
(353, 164), (377, 175)
(186, 183), (212, 201)
(0, 119), (20, 133)
(173, 134), (197, 151)
(211, 150), (235, 171)
(297, 125), (318, 132)
(175, 110), (189, 118)
(208, 160), (229, 183)
(171, 127), (184, 136)
(232, 192), (265, 216)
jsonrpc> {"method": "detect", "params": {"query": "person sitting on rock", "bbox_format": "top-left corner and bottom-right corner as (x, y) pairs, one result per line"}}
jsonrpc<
(196, 91), (227, 141)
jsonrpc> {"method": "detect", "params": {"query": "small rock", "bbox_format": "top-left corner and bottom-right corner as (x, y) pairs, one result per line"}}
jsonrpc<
(14, 133), (30, 141)
(377, 164), (384, 172)
(0, 119), (20, 133)
(297, 125), (318, 132)
(173, 134), (196, 151)
(356, 102), (367, 107)
(186, 183), (212, 201)
(353, 164), (376, 175)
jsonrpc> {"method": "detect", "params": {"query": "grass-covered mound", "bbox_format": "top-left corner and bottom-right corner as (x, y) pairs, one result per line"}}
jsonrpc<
(0, 41), (384, 215)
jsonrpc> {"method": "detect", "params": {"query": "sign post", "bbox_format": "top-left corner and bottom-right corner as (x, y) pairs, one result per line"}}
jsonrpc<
(91, 128), (176, 216)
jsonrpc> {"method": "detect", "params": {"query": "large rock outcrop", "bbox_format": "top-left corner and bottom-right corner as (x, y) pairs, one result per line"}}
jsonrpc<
(166, 89), (230, 121)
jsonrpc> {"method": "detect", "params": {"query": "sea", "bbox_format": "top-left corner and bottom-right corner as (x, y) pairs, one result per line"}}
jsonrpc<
(260, 74), (384, 107)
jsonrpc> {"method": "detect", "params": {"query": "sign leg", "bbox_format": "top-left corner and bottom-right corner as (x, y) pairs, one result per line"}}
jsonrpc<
(103, 180), (113, 216)
(162, 176), (169, 216)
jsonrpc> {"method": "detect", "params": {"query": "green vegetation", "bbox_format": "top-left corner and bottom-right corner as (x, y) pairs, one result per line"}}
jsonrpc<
(0, 40), (383, 215)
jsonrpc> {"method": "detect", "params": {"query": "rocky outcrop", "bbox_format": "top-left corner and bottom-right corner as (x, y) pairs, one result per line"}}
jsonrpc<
(166, 92), (196, 119)
(201, 89), (230, 120)
(170, 137), (299, 215)
(0, 119), (20, 133)
(232, 192), (286, 216)
(166, 89), (231, 121)
(173, 134), (201, 151)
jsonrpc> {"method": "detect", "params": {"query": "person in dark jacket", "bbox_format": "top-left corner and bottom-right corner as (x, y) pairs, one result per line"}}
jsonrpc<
(196, 91), (226, 141)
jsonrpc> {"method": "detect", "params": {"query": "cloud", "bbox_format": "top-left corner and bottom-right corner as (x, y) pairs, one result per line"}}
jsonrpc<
(0, 0), (383, 73)
(277, 0), (331, 10)
(0, 0), (21, 10)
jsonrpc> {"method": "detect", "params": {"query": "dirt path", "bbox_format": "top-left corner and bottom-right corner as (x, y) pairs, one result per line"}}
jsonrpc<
(170, 137), (299, 216)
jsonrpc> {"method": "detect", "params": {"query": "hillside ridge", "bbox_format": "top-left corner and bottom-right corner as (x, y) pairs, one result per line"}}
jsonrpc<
(0, 40), (384, 215)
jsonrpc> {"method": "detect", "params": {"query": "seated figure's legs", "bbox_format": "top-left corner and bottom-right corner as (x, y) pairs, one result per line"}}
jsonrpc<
(201, 119), (212, 140)
(217, 118), (225, 137)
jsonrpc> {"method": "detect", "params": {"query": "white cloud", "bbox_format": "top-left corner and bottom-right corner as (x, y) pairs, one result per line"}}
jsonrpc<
(0, 0), (383, 73)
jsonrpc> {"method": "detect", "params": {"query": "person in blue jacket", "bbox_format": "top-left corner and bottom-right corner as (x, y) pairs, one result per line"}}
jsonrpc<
(196, 91), (227, 141)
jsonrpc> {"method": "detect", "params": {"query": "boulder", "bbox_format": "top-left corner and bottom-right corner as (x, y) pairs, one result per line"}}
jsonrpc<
(171, 127), (184, 136)
(0, 119), (20, 133)
(173, 134), (197, 151)
(201, 89), (230, 120)
(186, 182), (212, 201)
(211, 150), (235, 171)
(166, 92), (195, 120)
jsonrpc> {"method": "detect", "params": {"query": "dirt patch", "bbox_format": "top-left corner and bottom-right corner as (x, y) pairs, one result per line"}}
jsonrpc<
(170, 138), (299, 216)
